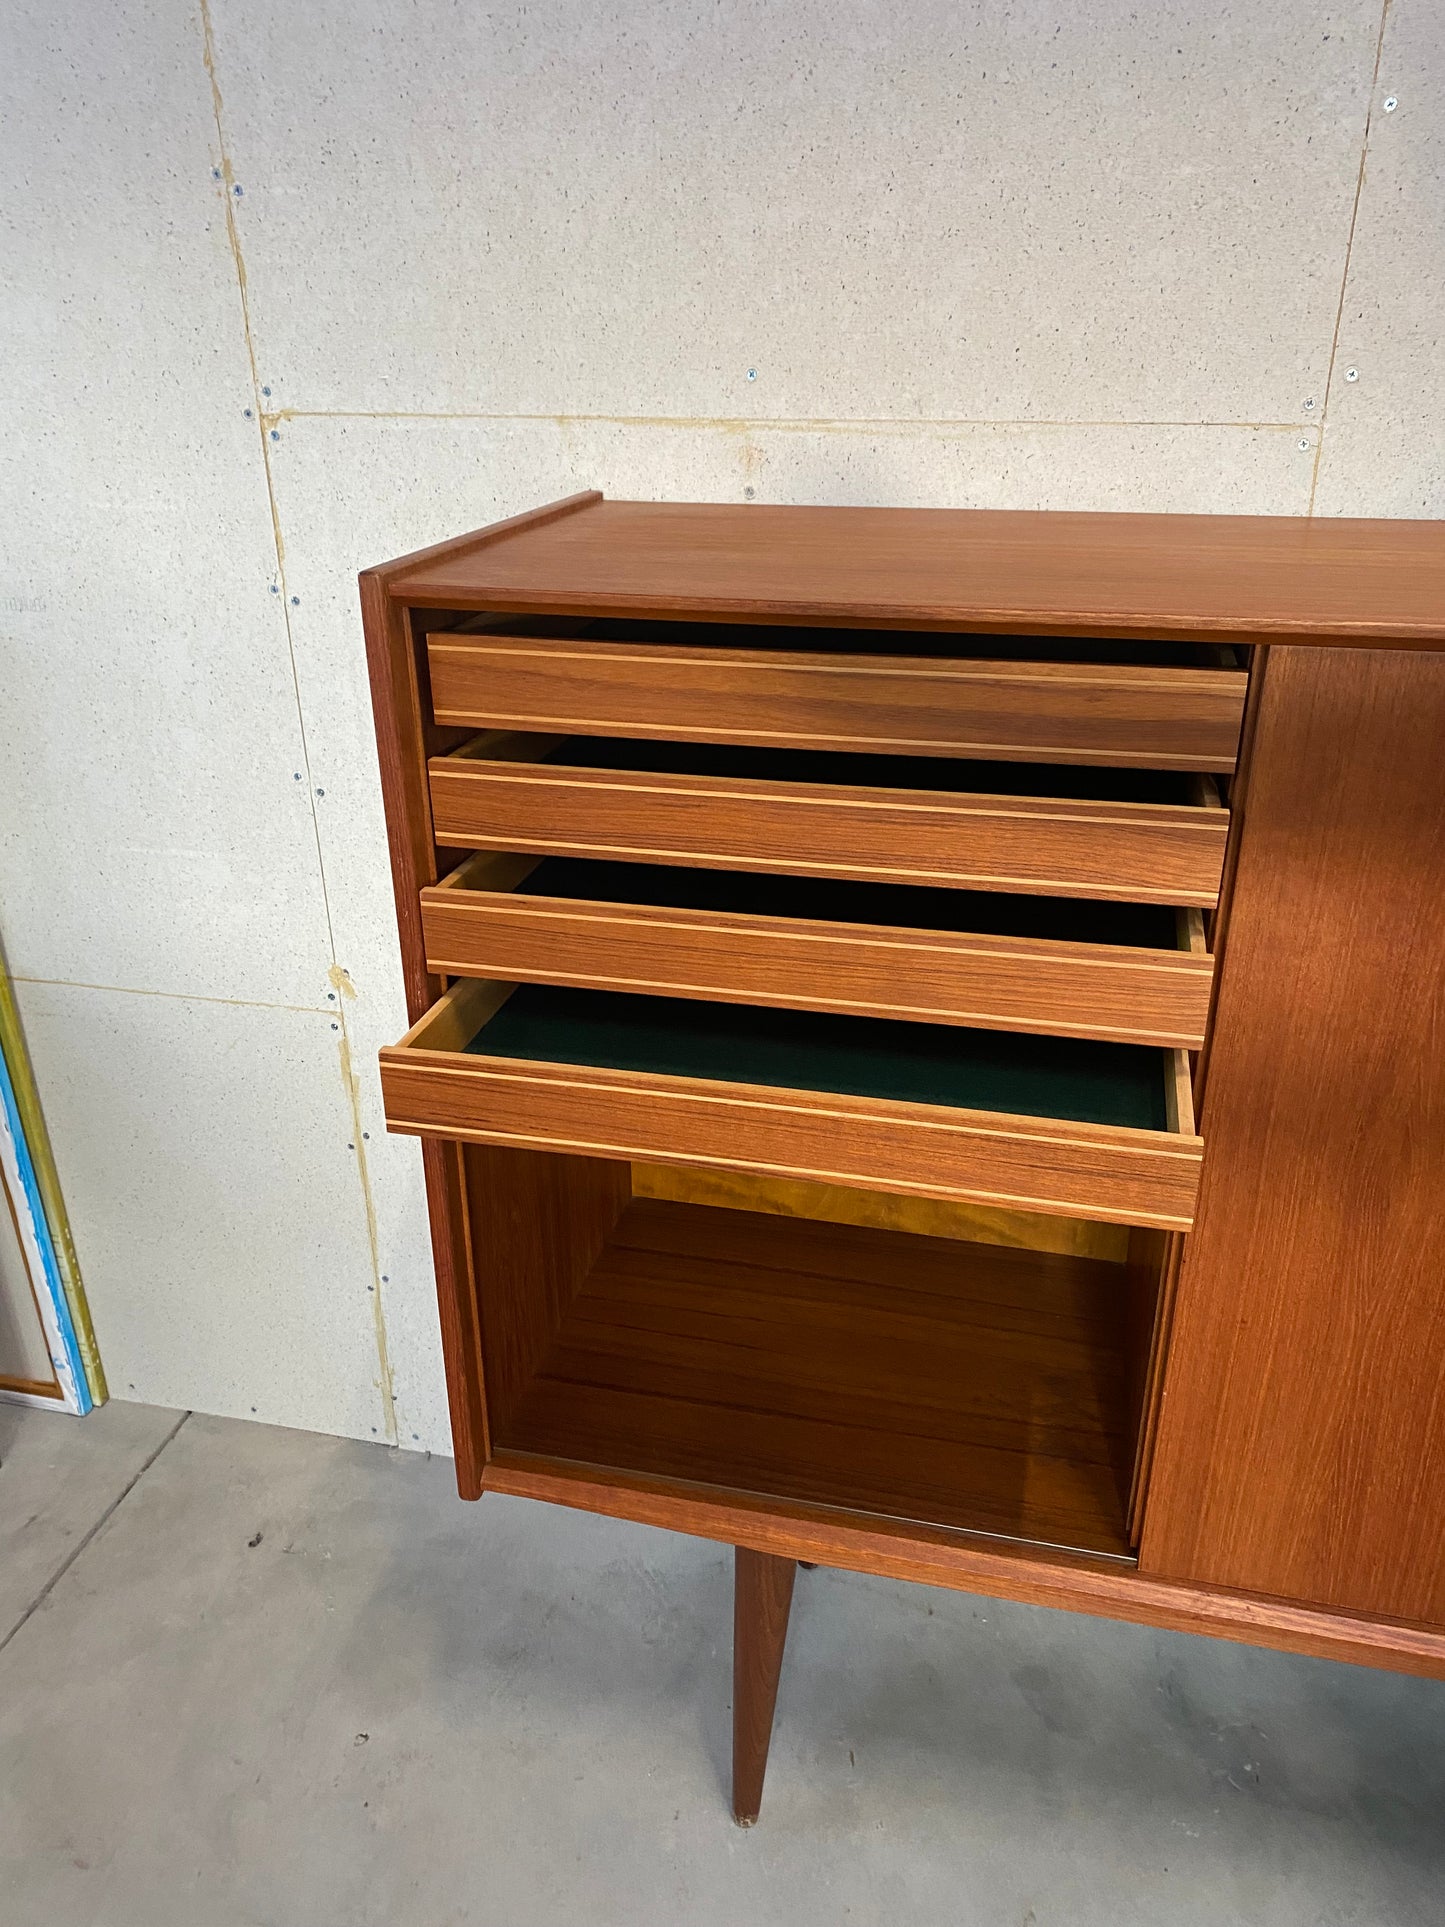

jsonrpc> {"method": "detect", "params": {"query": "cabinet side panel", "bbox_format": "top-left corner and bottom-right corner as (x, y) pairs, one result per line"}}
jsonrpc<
(464, 1144), (631, 1435)
(1141, 646), (1445, 1624)
(361, 579), (441, 1018)
(361, 575), (488, 1492)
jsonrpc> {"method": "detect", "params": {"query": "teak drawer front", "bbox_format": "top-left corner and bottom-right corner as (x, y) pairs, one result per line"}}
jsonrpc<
(427, 632), (1246, 771)
(420, 861), (1214, 1048)
(379, 984), (1203, 1232)
(428, 754), (1228, 907)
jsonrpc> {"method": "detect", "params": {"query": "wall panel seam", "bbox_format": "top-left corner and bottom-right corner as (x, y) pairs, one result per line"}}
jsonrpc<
(1307, 0), (1394, 514)
(196, 0), (398, 1444)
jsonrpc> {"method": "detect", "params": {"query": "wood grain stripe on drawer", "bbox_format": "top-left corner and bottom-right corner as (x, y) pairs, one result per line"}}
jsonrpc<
(428, 756), (1230, 906)
(419, 886), (1214, 1048)
(427, 633), (1247, 772)
(378, 1052), (1203, 1233)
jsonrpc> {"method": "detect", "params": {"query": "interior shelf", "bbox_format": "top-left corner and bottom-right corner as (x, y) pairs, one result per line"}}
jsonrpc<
(496, 1198), (1139, 1559)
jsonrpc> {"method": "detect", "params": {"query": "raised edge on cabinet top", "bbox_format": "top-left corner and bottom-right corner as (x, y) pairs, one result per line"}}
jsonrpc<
(380, 498), (1445, 647)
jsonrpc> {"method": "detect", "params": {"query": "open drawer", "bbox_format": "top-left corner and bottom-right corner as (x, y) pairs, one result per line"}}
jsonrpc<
(379, 980), (1203, 1232)
(427, 625), (1247, 771)
(428, 737), (1230, 907)
(421, 853), (1214, 1049)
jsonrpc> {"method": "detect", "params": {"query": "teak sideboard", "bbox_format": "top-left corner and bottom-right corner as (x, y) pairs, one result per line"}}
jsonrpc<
(361, 496), (1445, 1823)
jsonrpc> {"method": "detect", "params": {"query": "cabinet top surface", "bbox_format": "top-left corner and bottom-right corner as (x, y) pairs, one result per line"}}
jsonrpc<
(377, 496), (1445, 644)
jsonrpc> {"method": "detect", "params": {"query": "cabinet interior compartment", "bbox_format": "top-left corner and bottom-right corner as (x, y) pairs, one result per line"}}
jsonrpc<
(468, 1146), (1171, 1562)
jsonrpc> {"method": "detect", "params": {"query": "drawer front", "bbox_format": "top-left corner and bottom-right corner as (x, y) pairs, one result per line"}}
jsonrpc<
(427, 632), (1247, 772)
(428, 754), (1229, 906)
(420, 874), (1213, 1048)
(379, 1043), (1202, 1232)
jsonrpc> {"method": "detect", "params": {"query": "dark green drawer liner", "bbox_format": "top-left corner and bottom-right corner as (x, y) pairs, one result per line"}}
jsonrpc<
(466, 985), (1170, 1133)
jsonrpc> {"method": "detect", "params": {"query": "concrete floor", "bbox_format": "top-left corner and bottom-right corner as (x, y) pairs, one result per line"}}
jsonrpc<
(0, 1402), (1441, 1927)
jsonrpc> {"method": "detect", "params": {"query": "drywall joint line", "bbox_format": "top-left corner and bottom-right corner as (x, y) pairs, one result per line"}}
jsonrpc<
(198, 0), (329, 949)
(1308, 0), (1393, 514)
(198, 1), (397, 1446)
(331, 968), (397, 1443)
(0, 1411), (191, 1657)
(257, 408), (1307, 433)
(12, 974), (338, 1016)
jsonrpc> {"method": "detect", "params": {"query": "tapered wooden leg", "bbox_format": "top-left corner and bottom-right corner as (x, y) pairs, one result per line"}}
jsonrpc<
(732, 1546), (797, 1825)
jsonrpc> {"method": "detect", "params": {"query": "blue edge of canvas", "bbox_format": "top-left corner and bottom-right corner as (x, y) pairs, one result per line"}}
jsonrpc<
(0, 1039), (90, 1412)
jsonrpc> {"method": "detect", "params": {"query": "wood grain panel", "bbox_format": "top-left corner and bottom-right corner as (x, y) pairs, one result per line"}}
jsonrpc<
(360, 577), (485, 1493)
(389, 499), (1445, 648)
(416, 1137), (487, 1494)
(482, 1456), (1445, 1679)
(499, 1200), (1136, 1557)
(360, 577), (442, 1024)
(427, 631), (1246, 770)
(1141, 646), (1445, 1626)
(379, 1033), (1203, 1231)
(463, 1144), (630, 1433)
(420, 879), (1214, 1047)
(1127, 1231), (1184, 1548)
(428, 754), (1229, 906)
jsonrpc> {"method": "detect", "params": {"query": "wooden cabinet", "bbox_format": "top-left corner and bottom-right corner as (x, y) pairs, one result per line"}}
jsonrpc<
(361, 495), (1445, 1821)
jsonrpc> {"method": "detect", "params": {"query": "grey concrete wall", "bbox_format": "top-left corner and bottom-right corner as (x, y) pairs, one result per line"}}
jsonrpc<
(1, 0), (1437, 1448)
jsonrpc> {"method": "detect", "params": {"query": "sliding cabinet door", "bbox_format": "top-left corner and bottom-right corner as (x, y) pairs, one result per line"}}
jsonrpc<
(1141, 646), (1445, 1626)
